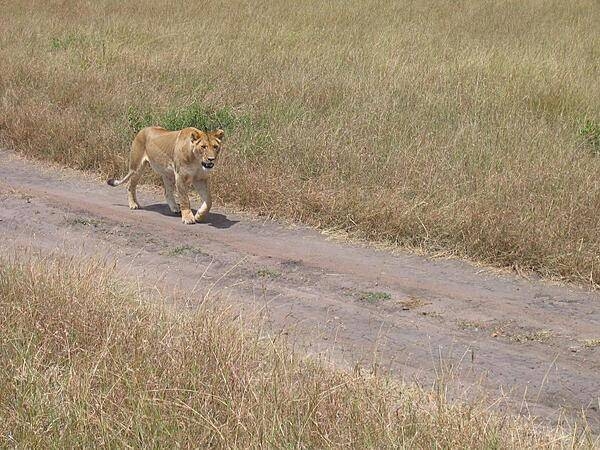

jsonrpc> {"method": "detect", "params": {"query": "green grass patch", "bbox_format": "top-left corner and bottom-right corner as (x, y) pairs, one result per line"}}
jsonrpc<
(162, 245), (207, 257)
(257, 268), (281, 279)
(457, 320), (486, 331)
(127, 104), (250, 134)
(50, 33), (85, 51)
(49, 32), (104, 54)
(510, 329), (553, 344)
(578, 119), (600, 155)
(66, 216), (101, 227)
(358, 291), (391, 304)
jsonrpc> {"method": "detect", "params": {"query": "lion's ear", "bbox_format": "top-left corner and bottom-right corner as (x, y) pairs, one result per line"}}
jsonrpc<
(190, 130), (200, 142)
(213, 129), (224, 139)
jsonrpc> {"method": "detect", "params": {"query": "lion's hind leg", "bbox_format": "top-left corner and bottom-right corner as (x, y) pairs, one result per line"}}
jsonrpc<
(125, 136), (149, 210)
(106, 162), (145, 210)
(127, 168), (145, 210)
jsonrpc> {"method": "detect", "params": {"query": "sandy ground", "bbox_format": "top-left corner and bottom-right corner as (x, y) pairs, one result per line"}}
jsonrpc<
(0, 149), (598, 430)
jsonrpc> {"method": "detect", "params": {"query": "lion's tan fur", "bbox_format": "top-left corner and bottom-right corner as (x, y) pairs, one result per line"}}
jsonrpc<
(107, 126), (224, 224)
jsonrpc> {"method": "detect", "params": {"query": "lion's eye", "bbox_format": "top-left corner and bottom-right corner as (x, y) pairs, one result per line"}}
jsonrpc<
(201, 145), (207, 149)
(213, 145), (219, 149)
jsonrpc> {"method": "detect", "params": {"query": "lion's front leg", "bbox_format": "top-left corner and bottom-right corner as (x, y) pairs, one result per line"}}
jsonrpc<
(161, 174), (180, 214)
(176, 173), (195, 224)
(193, 179), (212, 223)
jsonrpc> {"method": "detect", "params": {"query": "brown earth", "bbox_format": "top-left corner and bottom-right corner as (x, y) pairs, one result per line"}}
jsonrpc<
(0, 149), (598, 431)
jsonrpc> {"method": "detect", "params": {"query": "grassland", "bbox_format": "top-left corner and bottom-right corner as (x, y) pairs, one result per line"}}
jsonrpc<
(1, 1), (600, 284)
(0, 253), (591, 447)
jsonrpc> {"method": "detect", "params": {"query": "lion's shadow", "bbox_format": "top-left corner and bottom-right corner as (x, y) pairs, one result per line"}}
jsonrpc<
(142, 203), (239, 229)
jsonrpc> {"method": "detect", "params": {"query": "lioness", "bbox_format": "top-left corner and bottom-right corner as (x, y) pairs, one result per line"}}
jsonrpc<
(107, 126), (224, 224)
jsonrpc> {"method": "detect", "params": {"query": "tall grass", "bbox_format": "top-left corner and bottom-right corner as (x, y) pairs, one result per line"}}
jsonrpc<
(0, 254), (590, 447)
(1, 1), (600, 283)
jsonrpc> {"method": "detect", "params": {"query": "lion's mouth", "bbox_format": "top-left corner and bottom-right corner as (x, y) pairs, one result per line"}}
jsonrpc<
(202, 161), (214, 169)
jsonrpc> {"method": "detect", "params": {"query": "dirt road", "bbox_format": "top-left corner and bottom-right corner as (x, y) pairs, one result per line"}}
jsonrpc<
(1, 150), (598, 429)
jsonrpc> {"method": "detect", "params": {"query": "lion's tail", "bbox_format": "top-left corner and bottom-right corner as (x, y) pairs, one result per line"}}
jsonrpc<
(107, 170), (134, 187)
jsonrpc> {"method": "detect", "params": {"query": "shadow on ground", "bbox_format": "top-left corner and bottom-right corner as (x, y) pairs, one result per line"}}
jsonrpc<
(143, 203), (239, 229)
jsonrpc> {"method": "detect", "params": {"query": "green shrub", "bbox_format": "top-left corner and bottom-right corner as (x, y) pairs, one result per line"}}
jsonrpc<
(127, 104), (245, 133)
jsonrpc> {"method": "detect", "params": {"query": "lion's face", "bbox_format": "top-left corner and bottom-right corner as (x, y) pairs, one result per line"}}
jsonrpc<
(190, 129), (224, 171)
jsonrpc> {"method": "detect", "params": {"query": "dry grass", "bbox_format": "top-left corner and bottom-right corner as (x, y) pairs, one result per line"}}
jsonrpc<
(582, 338), (600, 349)
(0, 253), (592, 448)
(1, 1), (600, 284)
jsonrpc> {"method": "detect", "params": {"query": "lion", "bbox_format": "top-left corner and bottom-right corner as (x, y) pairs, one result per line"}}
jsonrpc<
(107, 126), (224, 224)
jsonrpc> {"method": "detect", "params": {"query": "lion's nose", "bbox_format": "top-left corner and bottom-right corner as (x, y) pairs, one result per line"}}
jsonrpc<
(207, 157), (216, 161)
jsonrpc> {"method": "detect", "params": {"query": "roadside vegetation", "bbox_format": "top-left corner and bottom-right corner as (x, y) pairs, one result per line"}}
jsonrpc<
(1, 1), (600, 284)
(0, 254), (591, 447)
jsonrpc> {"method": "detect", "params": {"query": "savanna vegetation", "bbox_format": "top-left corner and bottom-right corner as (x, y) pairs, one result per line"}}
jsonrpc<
(0, 254), (591, 447)
(1, 1), (600, 283)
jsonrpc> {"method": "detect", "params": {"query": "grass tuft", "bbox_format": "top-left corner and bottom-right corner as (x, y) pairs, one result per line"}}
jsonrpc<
(66, 216), (101, 227)
(162, 244), (207, 257)
(578, 119), (600, 155)
(127, 104), (247, 134)
(358, 291), (391, 304)
(256, 267), (281, 278)
(582, 338), (600, 348)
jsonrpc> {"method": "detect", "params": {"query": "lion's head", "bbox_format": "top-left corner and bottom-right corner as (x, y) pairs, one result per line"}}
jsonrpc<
(190, 128), (224, 171)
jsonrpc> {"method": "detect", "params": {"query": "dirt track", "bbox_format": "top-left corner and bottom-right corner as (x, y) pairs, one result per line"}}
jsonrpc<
(1, 149), (599, 429)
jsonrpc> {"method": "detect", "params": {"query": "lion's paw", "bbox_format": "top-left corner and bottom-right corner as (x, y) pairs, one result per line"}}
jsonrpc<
(181, 210), (196, 224)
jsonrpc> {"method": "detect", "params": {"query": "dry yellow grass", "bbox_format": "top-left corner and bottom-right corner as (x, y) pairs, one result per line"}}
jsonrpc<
(1, 1), (600, 284)
(0, 253), (592, 448)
